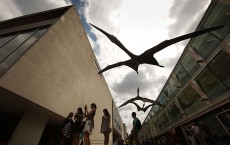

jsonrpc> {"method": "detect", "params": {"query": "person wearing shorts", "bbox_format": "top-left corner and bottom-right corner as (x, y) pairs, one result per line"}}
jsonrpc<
(83, 103), (96, 145)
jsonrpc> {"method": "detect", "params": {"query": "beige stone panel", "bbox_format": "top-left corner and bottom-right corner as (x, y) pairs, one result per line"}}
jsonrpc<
(0, 7), (113, 124)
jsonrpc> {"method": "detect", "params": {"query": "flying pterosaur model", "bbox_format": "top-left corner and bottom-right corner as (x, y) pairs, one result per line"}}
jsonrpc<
(132, 102), (155, 112)
(118, 88), (165, 108)
(90, 23), (223, 74)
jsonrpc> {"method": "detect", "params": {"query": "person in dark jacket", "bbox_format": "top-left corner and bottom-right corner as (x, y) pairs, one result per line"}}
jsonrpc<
(59, 112), (74, 145)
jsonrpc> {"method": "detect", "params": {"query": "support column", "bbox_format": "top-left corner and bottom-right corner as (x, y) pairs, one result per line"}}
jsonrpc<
(7, 110), (48, 145)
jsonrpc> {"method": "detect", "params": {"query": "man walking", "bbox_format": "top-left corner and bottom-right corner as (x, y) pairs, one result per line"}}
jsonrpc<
(129, 112), (141, 145)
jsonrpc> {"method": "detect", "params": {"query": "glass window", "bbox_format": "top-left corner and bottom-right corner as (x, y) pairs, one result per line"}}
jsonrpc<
(0, 34), (18, 48)
(163, 84), (174, 99)
(0, 31), (35, 62)
(167, 103), (181, 119)
(208, 51), (230, 89)
(169, 78), (180, 95)
(174, 64), (190, 86)
(158, 113), (168, 129)
(183, 85), (206, 110)
(190, 33), (222, 59)
(203, 3), (230, 40)
(158, 93), (168, 105)
(0, 28), (47, 73)
(180, 53), (200, 76)
(177, 92), (195, 114)
(195, 68), (228, 100)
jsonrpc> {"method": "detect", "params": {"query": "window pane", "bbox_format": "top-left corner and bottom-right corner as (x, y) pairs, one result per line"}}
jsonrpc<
(177, 92), (195, 114)
(163, 84), (174, 99)
(180, 53), (200, 76)
(167, 103), (181, 119)
(158, 93), (168, 105)
(195, 68), (228, 100)
(0, 34), (17, 48)
(203, 3), (230, 40)
(208, 51), (230, 89)
(0, 28), (47, 75)
(167, 103), (182, 124)
(191, 33), (222, 59)
(169, 78), (180, 95)
(0, 31), (35, 62)
(184, 85), (206, 110)
(174, 64), (190, 85)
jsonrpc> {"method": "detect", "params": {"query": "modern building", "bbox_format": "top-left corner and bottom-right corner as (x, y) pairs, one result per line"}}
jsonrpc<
(139, 1), (230, 145)
(0, 6), (116, 145)
(122, 123), (128, 142)
(112, 101), (123, 144)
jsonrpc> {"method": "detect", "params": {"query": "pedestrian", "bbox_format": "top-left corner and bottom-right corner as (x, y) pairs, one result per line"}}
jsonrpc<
(191, 123), (200, 145)
(100, 108), (111, 145)
(129, 112), (141, 145)
(83, 103), (97, 145)
(59, 112), (74, 145)
(72, 108), (85, 145)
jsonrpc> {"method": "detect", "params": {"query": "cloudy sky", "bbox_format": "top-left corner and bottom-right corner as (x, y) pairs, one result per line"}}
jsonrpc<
(0, 0), (211, 133)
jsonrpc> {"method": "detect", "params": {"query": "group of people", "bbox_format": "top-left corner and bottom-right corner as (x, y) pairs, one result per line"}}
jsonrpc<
(59, 103), (112, 145)
(184, 122), (217, 145)
(59, 105), (142, 145)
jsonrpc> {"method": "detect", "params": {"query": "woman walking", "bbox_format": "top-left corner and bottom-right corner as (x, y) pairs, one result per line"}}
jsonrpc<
(101, 108), (111, 145)
(83, 103), (97, 145)
(72, 108), (85, 145)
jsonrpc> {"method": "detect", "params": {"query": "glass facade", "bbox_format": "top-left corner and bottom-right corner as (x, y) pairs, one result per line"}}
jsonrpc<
(141, 2), (230, 142)
(167, 103), (182, 123)
(208, 51), (230, 89)
(195, 68), (228, 100)
(174, 63), (190, 86)
(191, 33), (222, 59)
(203, 3), (230, 40)
(180, 53), (200, 77)
(0, 28), (47, 74)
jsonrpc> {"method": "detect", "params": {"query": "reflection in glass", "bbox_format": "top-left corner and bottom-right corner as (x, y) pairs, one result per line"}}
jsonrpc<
(167, 103), (181, 122)
(0, 34), (18, 48)
(208, 51), (230, 89)
(163, 84), (174, 99)
(203, 3), (230, 40)
(158, 113), (168, 129)
(191, 33), (221, 59)
(169, 78), (180, 96)
(178, 92), (194, 112)
(0, 31), (35, 62)
(181, 53), (200, 76)
(195, 68), (228, 100)
(174, 64), (190, 86)
(0, 28), (47, 74)
(158, 93), (168, 105)
(184, 85), (206, 110)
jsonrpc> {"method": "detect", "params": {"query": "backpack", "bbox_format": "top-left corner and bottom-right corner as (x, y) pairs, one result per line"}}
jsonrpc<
(136, 118), (142, 130)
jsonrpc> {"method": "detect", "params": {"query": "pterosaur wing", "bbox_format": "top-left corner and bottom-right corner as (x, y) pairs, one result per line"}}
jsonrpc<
(143, 104), (154, 112)
(132, 101), (143, 112)
(90, 23), (136, 58)
(98, 60), (139, 74)
(140, 97), (165, 107)
(118, 98), (136, 108)
(142, 26), (223, 56)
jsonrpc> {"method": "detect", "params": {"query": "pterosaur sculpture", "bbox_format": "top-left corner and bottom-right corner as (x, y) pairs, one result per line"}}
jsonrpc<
(90, 23), (223, 74)
(118, 88), (165, 108)
(132, 102), (155, 113)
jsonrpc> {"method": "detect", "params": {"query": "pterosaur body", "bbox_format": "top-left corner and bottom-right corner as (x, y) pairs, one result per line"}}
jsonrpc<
(118, 88), (165, 108)
(132, 102), (155, 112)
(90, 23), (223, 74)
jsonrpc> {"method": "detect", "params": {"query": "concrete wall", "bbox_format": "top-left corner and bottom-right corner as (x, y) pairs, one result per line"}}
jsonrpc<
(0, 7), (113, 143)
